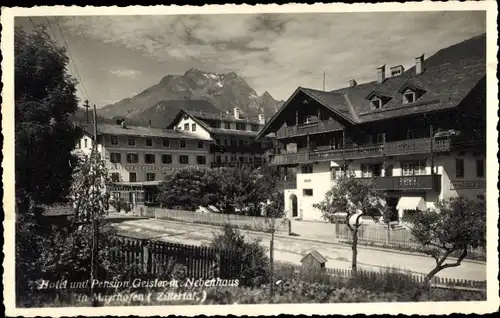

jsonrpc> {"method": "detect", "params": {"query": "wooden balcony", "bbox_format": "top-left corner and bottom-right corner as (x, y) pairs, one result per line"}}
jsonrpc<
(210, 144), (266, 154)
(277, 180), (297, 190)
(361, 175), (441, 191)
(276, 119), (343, 139)
(269, 137), (452, 166)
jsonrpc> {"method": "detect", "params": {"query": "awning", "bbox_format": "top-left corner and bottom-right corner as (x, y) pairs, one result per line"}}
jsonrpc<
(396, 196), (426, 211)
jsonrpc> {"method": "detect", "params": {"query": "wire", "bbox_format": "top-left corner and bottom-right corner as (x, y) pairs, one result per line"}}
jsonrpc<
(53, 16), (91, 103)
(28, 16), (37, 29)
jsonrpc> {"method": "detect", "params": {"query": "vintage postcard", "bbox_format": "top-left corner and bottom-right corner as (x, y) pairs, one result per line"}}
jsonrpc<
(2, 2), (499, 316)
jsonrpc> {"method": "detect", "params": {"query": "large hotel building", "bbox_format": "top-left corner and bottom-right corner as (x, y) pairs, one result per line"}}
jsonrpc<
(256, 34), (486, 221)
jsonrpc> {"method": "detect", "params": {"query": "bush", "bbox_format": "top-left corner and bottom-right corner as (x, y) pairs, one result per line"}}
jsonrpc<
(210, 224), (270, 287)
(402, 209), (419, 222)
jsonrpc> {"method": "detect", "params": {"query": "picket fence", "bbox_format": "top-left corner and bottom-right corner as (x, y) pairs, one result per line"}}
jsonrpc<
(106, 236), (238, 279)
(275, 263), (487, 290)
(152, 208), (289, 234)
(335, 224), (486, 260)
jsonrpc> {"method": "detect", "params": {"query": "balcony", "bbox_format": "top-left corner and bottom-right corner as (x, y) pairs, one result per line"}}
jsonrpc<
(269, 137), (453, 166)
(210, 162), (264, 169)
(277, 179), (297, 190)
(361, 175), (441, 191)
(276, 119), (343, 139)
(210, 144), (266, 154)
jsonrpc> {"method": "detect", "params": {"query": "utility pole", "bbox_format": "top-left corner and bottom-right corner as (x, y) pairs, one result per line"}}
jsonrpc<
(90, 103), (99, 306)
(323, 71), (326, 91)
(84, 99), (90, 124)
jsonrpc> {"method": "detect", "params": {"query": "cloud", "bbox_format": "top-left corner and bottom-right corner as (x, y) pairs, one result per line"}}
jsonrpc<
(58, 11), (486, 100)
(110, 68), (142, 78)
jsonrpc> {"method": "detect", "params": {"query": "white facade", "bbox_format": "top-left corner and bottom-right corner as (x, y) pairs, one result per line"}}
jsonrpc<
(283, 152), (486, 222)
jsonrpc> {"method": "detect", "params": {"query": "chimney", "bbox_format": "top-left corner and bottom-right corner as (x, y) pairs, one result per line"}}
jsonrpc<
(377, 65), (386, 83)
(258, 113), (266, 125)
(416, 54), (425, 75)
(148, 120), (152, 128)
(120, 119), (127, 129)
(349, 79), (357, 87)
(233, 107), (240, 120)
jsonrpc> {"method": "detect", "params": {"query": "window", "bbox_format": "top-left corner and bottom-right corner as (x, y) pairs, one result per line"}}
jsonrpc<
(476, 159), (485, 178)
(184, 123), (189, 131)
(126, 153), (138, 163)
(216, 155), (221, 163)
(391, 69), (402, 76)
(251, 124), (259, 132)
(301, 164), (313, 174)
(146, 173), (155, 182)
(180, 139), (186, 148)
(192, 123), (197, 132)
(196, 155), (206, 165)
(402, 160), (426, 176)
(303, 189), (313, 196)
(162, 154), (172, 164)
(376, 133), (385, 144)
(198, 141), (204, 149)
(77, 139), (81, 149)
(224, 122), (231, 129)
(361, 164), (372, 178)
(454, 158), (464, 178)
(144, 154), (156, 164)
(179, 155), (189, 164)
(110, 173), (120, 182)
(239, 140), (244, 147)
(84, 139), (88, 148)
(145, 138), (153, 147)
(371, 97), (382, 110)
(239, 156), (245, 162)
(110, 153), (121, 163)
(128, 138), (136, 146)
(145, 192), (155, 203)
(330, 167), (344, 180)
(224, 139), (229, 146)
(216, 138), (221, 145)
(403, 90), (416, 104)
(407, 130), (416, 140)
(236, 123), (246, 131)
(162, 138), (170, 148)
(111, 136), (119, 145)
(129, 172), (137, 182)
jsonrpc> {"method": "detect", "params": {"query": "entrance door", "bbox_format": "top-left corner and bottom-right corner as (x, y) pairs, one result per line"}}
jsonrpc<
(386, 197), (399, 222)
(290, 194), (298, 217)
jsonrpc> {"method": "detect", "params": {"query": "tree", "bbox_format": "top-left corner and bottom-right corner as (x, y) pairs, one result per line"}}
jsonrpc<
(211, 224), (270, 287)
(408, 197), (486, 285)
(15, 27), (79, 205)
(14, 27), (79, 303)
(157, 167), (218, 210)
(313, 174), (384, 274)
(215, 166), (262, 215)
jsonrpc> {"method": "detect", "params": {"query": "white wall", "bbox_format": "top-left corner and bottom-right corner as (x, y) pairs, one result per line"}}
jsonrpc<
(175, 116), (212, 140)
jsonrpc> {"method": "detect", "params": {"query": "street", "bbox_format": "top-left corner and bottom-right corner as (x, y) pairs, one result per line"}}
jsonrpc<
(111, 218), (486, 281)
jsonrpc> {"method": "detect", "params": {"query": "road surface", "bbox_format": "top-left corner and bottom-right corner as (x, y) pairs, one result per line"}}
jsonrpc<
(111, 218), (486, 281)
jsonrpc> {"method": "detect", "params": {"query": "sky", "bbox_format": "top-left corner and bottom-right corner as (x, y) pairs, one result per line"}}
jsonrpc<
(16, 11), (486, 108)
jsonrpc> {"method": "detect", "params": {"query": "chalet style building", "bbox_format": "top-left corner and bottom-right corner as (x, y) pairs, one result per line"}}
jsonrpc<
(256, 34), (486, 222)
(167, 107), (274, 167)
(75, 120), (213, 212)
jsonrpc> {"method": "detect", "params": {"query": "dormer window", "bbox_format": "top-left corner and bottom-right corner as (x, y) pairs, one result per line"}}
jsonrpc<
(399, 84), (426, 104)
(403, 89), (416, 104)
(370, 97), (382, 110)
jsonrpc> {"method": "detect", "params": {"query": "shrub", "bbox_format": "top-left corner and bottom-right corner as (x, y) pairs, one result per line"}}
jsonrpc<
(402, 209), (419, 222)
(210, 224), (270, 287)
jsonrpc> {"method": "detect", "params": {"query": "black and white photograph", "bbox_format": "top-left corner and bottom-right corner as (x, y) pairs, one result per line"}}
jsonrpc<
(2, 2), (498, 316)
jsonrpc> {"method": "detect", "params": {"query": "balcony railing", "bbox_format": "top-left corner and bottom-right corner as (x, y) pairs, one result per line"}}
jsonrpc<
(277, 179), (297, 190)
(210, 162), (264, 169)
(270, 137), (453, 166)
(276, 119), (343, 139)
(361, 175), (441, 191)
(210, 144), (266, 154)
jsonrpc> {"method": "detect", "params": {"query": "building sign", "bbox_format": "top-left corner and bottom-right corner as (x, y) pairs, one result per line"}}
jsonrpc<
(449, 180), (486, 190)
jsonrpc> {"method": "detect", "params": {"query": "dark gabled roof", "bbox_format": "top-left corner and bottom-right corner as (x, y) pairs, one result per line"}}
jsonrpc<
(188, 109), (263, 125)
(81, 123), (211, 140)
(300, 249), (327, 263)
(256, 33), (486, 139)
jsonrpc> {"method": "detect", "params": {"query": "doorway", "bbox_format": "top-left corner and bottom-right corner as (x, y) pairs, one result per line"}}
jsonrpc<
(289, 194), (298, 218)
(386, 197), (399, 222)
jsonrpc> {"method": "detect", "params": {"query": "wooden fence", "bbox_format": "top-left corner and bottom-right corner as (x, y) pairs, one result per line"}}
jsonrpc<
(274, 262), (487, 290)
(106, 236), (238, 279)
(334, 224), (486, 260)
(152, 208), (289, 234)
